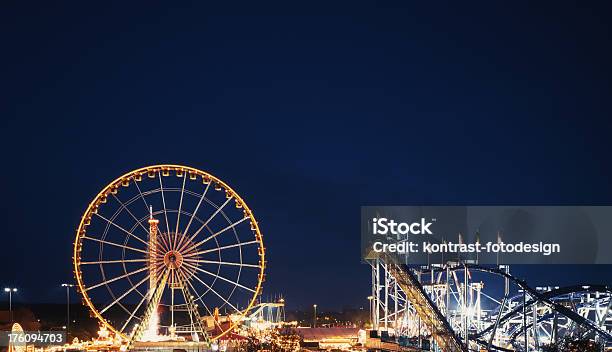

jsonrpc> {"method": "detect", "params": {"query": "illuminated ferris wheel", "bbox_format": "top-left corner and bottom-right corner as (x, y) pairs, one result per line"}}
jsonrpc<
(73, 165), (265, 344)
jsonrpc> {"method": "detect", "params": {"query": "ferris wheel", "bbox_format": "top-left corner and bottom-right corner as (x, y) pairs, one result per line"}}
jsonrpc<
(73, 165), (265, 344)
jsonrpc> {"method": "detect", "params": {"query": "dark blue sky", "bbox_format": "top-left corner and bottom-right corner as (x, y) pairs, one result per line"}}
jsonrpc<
(1, 2), (611, 310)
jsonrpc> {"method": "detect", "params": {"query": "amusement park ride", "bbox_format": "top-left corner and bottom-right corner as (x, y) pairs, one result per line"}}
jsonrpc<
(72, 165), (267, 350)
(368, 253), (612, 351)
(32, 163), (608, 352)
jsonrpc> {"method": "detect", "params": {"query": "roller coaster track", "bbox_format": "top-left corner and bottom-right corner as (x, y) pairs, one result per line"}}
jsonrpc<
(382, 254), (467, 352)
(378, 255), (612, 351)
(435, 265), (612, 344)
(472, 282), (612, 342)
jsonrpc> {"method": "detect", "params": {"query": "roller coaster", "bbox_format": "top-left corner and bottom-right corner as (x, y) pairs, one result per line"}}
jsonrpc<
(368, 254), (612, 351)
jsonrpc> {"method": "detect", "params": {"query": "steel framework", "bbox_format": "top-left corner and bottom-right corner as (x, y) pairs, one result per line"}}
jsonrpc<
(73, 165), (266, 346)
(370, 257), (612, 351)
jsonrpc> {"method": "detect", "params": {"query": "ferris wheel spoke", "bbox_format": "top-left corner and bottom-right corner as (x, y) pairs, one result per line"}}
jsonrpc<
(157, 232), (172, 253)
(178, 282), (199, 329)
(181, 217), (249, 255)
(181, 266), (198, 280)
(110, 194), (150, 238)
(81, 258), (148, 265)
(119, 267), (169, 332)
(132, 177), (152, 214)
(174, 174), (187, 250)
(177, 196), (233, 253)
(182, 261), (255, 293)
(119, 282), (157, 333)
(186, 267), (241, 314)
(94, 213), (149, 247)
(117, 266), (168, 334)
(84, 266), (149, 292)
(75, 166), (265, 340)
(187, 281), (218, 325)
(82, 236), (148, 254)
(158, 173), (171, 236)
(175, 269), (213, 316)
(184, 240), (260, 258)
(99, 275), (150, 314)
(183, 258), (259, 269)
(178, 183), (211, 251)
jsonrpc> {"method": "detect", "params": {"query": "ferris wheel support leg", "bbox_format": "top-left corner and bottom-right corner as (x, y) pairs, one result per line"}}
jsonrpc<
(126, 269), (169, 351)
(171, 284), (175, 328)
(181, 283), (210, 344)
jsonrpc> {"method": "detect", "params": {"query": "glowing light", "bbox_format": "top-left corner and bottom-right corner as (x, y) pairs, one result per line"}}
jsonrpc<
(74, 165), (266, 341)
(97, 325), (110, 339)
(141, 311), (161, 342)
(462, 305), (477, 318)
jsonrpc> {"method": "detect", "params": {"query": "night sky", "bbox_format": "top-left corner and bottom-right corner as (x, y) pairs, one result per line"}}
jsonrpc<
(2, 2), (612, 311)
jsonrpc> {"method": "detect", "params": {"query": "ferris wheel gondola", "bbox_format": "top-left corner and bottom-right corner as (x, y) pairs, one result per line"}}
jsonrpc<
(73, 165), (265, 343)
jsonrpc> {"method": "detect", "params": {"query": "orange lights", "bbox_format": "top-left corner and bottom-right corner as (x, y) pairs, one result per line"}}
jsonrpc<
(73, 164), (266, 343)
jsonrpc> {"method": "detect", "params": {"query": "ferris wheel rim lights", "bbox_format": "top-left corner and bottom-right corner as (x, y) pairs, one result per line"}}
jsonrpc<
(73, 164), (266, 342)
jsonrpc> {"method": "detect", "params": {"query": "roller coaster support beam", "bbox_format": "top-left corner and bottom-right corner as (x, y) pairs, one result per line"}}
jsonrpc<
(382, 254), (467, 352)
(488, 295), (508, 350)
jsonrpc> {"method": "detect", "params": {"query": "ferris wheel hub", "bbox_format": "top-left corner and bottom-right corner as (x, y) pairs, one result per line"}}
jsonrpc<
(163, 250), (184, 269)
